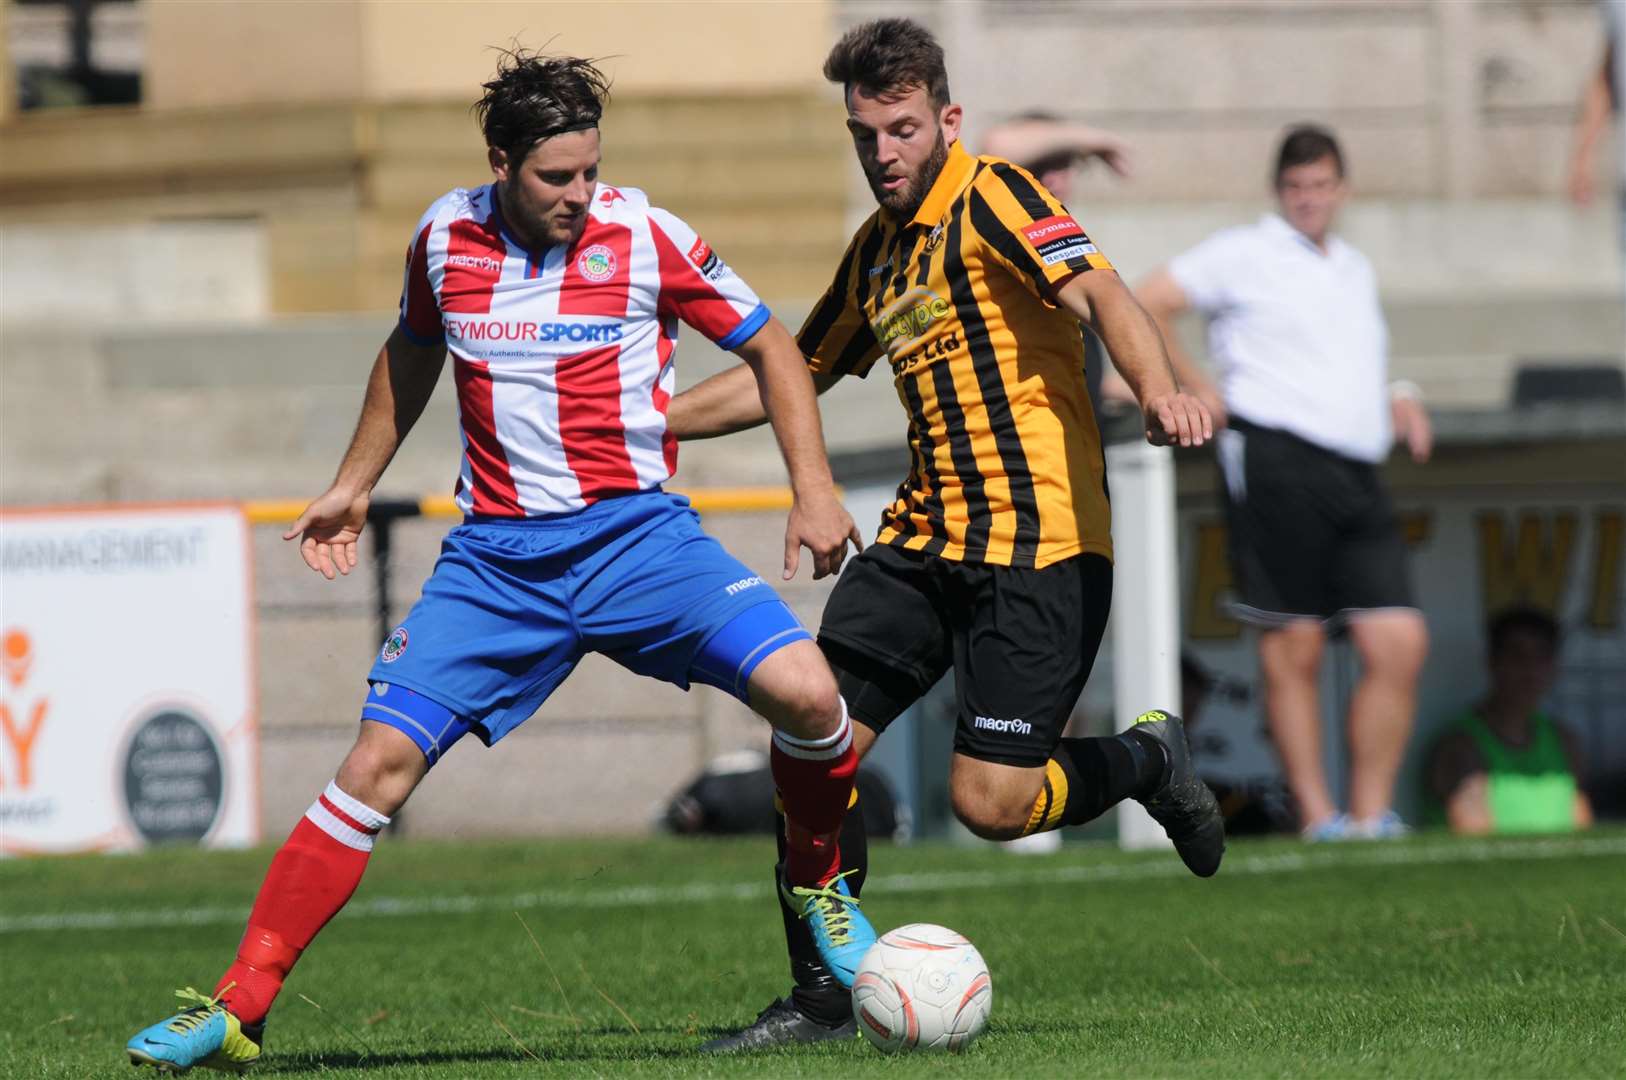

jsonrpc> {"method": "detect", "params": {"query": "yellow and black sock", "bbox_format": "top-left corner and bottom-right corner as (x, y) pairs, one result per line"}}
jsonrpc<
(1021, 732), (1167, 836)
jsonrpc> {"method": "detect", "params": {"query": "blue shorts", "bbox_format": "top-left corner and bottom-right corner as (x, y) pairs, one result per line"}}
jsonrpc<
(361, 490), (810, 762)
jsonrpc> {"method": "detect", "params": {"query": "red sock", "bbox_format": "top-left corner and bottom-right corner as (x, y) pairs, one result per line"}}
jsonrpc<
(214, 782), (389, 1024)
(771, 703), (857, 886)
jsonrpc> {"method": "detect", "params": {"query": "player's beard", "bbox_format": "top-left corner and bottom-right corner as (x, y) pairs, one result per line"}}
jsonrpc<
(870, 130), (950, 220)
(498, 181), (588, 249)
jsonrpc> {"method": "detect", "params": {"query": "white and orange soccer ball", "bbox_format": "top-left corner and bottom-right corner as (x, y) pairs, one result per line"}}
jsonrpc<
(851, 923), (992, 1053)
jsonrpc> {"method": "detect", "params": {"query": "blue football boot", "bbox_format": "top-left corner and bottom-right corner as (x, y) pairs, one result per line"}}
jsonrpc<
(779, 868), (876, 988)
(126, 985), (263, 1073)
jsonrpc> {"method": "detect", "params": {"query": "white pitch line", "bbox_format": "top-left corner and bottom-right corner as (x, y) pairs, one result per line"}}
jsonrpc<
(1, 834), (1621, 935)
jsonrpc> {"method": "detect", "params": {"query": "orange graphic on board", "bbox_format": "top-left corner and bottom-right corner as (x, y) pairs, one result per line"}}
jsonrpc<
(0, 628), (47, 791)
(3, 628), (32, 689)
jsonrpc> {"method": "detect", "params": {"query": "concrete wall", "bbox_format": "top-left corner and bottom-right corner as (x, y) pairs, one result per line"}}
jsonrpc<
(0, 221), (270, 324)
(857, 0), (1614, 202)
(6, 0), (1615, 314)
(143, 0), (832, 110)
(144, 1), (365, 110)
(0, 92), (852, 311)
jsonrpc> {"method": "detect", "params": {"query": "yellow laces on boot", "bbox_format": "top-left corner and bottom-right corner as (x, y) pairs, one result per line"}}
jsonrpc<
(164, 984), (233, 1034)
(787, 869), (864, 946)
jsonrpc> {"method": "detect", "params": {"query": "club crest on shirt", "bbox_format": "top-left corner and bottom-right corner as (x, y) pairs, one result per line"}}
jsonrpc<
(577, 244), (617, 283)
(380, 627), (409, 663)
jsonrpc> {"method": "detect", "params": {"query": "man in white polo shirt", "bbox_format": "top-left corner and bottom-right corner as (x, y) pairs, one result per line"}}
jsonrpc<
(1136, 125), (1432, 841)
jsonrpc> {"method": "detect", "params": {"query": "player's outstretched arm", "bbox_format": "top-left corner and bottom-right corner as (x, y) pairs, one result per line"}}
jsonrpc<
(1134, 268), (1226, 429)
(730, 318), (861, 580)
(284, 325), (448, 580)
(981, 118), (1133, 178)
(1566, 48), (1613, 206)
(1055, 269), (1211, 449)
(669, 359), (841, 440)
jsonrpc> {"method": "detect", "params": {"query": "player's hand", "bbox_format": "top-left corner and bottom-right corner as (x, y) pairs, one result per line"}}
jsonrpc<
(1142, 391), (1213, 448)
(1391, 394), (1433, 464)
(283, 486), (370, 580)
(784, 489), (863, 581)
(1195, 386), (1228, 431)
(1085, 132), (1133, 179)
(1567, 157), (1595, 207)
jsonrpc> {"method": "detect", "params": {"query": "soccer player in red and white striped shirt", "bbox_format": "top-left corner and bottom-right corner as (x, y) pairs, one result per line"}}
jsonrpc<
(125, 50), (876, 1073)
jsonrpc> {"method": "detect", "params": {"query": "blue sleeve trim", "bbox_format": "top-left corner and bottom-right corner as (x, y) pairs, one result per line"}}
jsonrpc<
(397, 317), (445, 347)
(715, 303), (771, 352)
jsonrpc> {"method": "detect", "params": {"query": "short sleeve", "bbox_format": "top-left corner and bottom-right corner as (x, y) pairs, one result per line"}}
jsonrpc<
(797, 228), (884, 380)
(646, 207), (770, 350)
(398, 219), (444, 345)
(970, 160), (1115, 302)
(1166, 231), (1238, 314)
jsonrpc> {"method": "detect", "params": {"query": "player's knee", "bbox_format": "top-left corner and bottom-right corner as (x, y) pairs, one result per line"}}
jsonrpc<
(757, 647), (844, 740)
(334, 726), (426, 816)
(1261, 626), (1324, 680)
(784, 670), (844, 740)
(1359, 614), (1429, 680)
(950, 788), (1029, 841)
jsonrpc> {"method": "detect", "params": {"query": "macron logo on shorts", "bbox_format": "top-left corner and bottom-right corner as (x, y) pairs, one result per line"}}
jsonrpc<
(974, 715), (1033, 735)
(724, 575), (764, 596)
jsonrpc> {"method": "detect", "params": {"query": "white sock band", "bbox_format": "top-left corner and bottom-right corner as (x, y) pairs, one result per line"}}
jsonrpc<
(304, 781), (391, 852)
(772, 699), (853, 761)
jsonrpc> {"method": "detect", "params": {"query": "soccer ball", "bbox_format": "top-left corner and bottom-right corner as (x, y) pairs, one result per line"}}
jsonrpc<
(851, 923), (992, 1053)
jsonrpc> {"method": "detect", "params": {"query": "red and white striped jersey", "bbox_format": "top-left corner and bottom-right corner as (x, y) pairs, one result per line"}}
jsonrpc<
(398, 183), (769, 517)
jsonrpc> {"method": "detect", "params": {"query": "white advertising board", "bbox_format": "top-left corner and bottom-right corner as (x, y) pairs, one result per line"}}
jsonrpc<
(0, 503), (258, 855)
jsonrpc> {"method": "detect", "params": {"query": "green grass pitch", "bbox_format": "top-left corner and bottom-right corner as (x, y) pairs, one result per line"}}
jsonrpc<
(2, 829), (1623, 1078)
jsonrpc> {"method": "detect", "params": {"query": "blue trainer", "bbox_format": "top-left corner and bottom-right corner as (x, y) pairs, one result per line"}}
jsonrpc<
(1302, 813), (1353, 842)
(1356, 810), (1410, 840)
(126, 985), (263, 1073)
(779, 869), (876, 988)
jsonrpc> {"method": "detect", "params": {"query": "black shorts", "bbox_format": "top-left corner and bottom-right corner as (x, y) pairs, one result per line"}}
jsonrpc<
(1217, 416), (1414, 626)
(817, 542), (1112, 768)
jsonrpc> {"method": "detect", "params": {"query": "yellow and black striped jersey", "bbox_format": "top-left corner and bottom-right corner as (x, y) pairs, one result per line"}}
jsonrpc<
(798, 139), (1114, 569)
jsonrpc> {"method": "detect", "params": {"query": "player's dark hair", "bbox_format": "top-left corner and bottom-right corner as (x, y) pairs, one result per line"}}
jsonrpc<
(475, 48), (611, 165)
(823, 17), (951, 110)
(1487, 606), (1562, 657)
(1274, 124), (1345, 184)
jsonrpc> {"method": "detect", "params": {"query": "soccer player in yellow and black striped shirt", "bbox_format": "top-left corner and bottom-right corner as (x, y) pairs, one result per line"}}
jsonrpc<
(672, 18), (1226, 1050)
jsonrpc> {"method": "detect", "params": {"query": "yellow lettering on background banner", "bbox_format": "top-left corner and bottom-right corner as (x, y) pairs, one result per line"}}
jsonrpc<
(1476, 511), (1578, 616)
(1189, 521), (1240, 640)
(1589, 510), (1623, 631)
(1400, 511), (1432, 548)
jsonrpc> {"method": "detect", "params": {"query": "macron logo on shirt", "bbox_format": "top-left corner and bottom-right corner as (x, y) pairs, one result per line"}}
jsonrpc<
(444, 319), (624, 344)
(446, 254), (503, 272)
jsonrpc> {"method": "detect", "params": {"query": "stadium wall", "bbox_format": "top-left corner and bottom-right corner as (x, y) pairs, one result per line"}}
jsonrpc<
(846, 0), (1613, 202)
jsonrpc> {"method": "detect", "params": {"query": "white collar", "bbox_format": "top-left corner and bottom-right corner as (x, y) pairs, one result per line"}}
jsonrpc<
(1260, 213), (1342, 259)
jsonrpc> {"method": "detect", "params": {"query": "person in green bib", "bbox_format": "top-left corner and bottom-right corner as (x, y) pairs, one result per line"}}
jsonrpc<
(1427, 607), (1593, 834)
